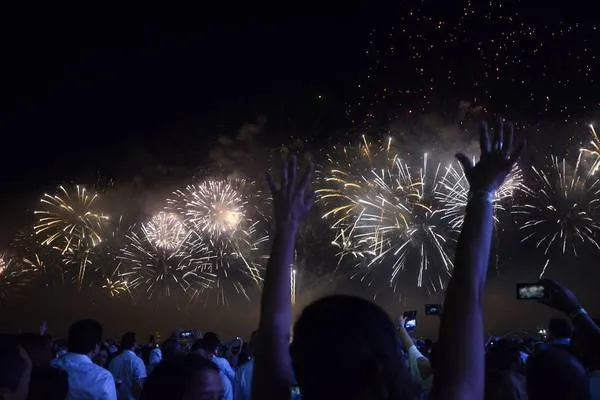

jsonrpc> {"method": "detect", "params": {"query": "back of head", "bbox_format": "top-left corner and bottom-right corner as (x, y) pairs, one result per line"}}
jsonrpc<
(161, 338), (182, 361)
(120, 332), (137, 351)
(527, 346), (589, 400)
(17, 333), (52, 368)
(141, 354), (220, 400)
(548, 318), (572, 340)
(68, 319), (103, 355)
(291, 295), (419, 400)
(28, 366), (69, 400)
(0, 335), (29, 395)
(486, 340), (523, 373)
(485, 370), (526, 400)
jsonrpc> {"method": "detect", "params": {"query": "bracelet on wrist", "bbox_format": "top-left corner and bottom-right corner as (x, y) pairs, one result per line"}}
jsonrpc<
(468, 190), (495, 203)
(568, 307), (588, 319)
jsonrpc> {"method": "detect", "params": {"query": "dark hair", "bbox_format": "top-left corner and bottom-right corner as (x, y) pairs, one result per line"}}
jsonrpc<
(0, 334), (28, 392)
(192, 337), (219, 354)
(486, 340), (523, 372)
(527, 347), (590, 400)
(17, 333), (52, 368)
(149, 335), (155, 343)
(141, 354), (219, 400)
(120, 332), (137, 350)
(28, 366), (69, 400)
(548, 318), (572, 339)
(161, 338), (182, 361)
(68, 319), (103, 354)
(291, 295), (419, 400)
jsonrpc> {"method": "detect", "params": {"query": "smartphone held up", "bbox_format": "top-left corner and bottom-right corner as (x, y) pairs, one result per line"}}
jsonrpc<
(425, 304), (442, 316)
(403, 311), (417, 331)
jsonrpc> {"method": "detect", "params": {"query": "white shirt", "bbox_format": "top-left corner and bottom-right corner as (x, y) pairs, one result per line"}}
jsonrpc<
(234, 359), (254, 400)
(108, 350), (147, 400)
(52, 352), (117, 400)
(220, 370), (233, 400)
(213, 356), (235, 381)
(407, 345), (433, 394)
(146, 347), (162, 376)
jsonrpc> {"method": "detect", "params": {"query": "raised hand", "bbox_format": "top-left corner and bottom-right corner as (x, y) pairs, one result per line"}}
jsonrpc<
(539, 279), (582, 314)
(456, 121), (524, 194)
(266, 156), (315, 230)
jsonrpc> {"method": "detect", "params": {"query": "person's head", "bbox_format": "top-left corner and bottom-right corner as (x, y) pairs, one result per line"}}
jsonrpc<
(548, 318), (572, 340)
(148, 335), (155, 345)
(291, 295), (419, 400)
(0, 335), (32, 400)
(485, 370), (527, 400)
(67, 319), (103, 357)
(120, 332), (137, 351)
(527, 346), (590, 400)
(202, 332), (221, 356)
(27, 365), (68, 400)
(17, 334), (52, 368)
(161, 338), (182, 361)
(191, 338), (219, 360)
(141, 354), (223, 400)
(94, 344), (109, 368)
(486, 340), (524, 373)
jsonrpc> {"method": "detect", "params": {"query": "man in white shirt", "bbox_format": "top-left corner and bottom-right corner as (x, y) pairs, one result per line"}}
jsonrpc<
(108, 332), (146, 400)
(52, 319), (117, 400)
(234, 331), (258, 400)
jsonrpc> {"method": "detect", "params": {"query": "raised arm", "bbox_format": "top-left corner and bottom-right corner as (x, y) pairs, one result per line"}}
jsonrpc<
(540, 279), (600, 355)
(252, 157), (314, 400)
(431, 122), (522, 399)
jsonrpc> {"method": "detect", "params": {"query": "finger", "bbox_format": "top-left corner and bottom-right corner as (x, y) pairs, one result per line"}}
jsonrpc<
(297, 161), (315, 195)
(455, 153), (473, 175)
(508, 140), (525, 165)
(265, 171), (277, 194)
(480, 121), (491, 153)
(304, 190), (316, 211)
(505, 122), (514, 155)
(493, 120), (503, 152)
(288, 155), (297, 194)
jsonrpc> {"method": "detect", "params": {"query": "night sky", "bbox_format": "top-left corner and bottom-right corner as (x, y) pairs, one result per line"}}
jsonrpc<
(0, 3), (599, 340)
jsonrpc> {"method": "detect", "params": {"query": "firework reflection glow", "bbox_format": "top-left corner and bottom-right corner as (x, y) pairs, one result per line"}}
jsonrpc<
(515, 153), (600, 275)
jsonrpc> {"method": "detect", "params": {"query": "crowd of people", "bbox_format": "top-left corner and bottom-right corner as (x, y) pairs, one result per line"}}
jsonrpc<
(1, 122), (600, 399)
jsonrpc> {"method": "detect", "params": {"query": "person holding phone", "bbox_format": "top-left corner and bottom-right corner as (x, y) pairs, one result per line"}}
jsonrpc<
(398, 314), (433, 395)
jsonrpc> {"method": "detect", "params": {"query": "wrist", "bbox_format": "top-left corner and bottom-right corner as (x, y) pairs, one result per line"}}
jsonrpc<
(468, 189), (495, 203)
(274, 221), (300, 235)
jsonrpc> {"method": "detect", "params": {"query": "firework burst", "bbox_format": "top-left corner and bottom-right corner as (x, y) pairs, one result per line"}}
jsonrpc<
(34, 185), (109, 253)
(0, 253), (37, 301)
(435, 161), (524, 230)
(117, 228), (213, 301)
(580, 124), (600, 175)
(316, 136), (399, 261)
(167, 178), (269, 304)
(318, 139), (456, 293)
(515, 153), (600, 275)
(142, 212), (188, 251)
